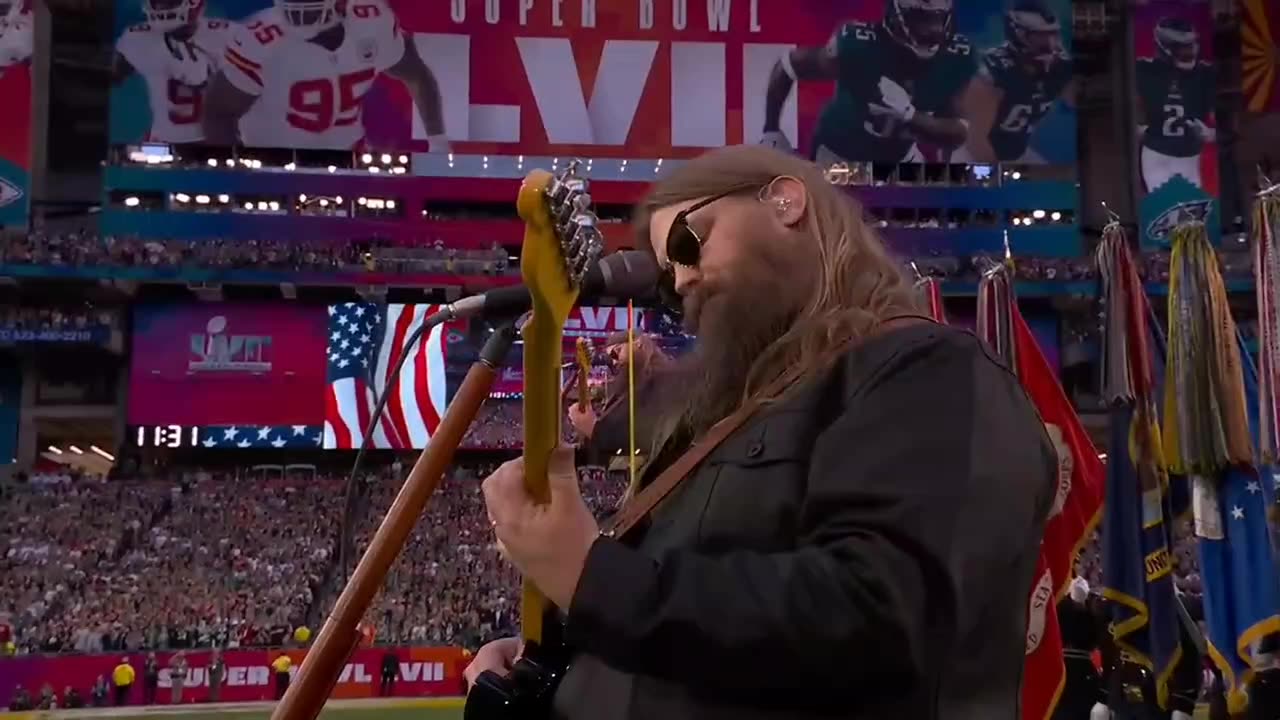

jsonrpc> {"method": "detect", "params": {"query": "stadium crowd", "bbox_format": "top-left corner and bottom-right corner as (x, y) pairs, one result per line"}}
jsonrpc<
(2, 230), (1256, 286)
(2, 460), (623, 657)
(1, 232), (512, 277)
(0, 306), (120, 333)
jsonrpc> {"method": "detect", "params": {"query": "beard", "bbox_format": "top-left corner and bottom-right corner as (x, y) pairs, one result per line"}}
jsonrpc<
(652, 256), (803, 445)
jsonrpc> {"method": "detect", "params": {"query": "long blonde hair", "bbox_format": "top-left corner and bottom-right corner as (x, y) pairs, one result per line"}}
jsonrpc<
(633, 145), (922, 410)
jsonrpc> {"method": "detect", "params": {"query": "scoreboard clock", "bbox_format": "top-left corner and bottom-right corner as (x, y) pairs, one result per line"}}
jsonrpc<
(132, 425), (201, 448)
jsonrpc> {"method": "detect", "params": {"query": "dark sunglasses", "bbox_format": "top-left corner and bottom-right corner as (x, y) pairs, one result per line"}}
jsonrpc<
(657, 191), (741, 316)
(664, 192), (731, 269)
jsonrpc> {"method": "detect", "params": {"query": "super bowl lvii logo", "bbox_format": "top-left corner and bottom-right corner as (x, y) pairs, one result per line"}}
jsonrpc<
(188, 316), (273, 373)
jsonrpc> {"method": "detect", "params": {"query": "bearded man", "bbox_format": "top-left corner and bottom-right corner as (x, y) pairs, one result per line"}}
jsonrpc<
(469, 145), (1057, 719)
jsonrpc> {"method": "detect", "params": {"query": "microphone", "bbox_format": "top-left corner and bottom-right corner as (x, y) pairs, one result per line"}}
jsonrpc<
(441, 250), (660, 320)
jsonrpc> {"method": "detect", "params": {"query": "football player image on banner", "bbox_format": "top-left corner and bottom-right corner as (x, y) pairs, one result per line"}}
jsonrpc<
(760, 0), (1075, 166)
(1132, 1), (1219, 248)
(0, 0), (32, 227)
(110, 0), (450, 151)
(112, 0), (235, 144)
(107, 0), (1076, 165)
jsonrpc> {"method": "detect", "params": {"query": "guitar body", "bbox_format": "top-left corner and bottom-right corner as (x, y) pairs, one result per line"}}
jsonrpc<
(464, 639), (571, 720)
(464, 162), (603, 720)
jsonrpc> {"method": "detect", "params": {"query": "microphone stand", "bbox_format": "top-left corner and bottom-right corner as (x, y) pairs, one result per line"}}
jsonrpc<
(338, 305), (475, 579)
(272, 320), (520, 720)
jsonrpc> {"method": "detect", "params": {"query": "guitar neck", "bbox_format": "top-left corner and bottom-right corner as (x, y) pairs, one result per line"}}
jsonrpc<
(520, 308), (562, 646)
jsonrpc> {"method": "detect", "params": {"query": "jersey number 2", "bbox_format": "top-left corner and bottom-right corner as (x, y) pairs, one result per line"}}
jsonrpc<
(287, 68), (378, 133)
(1161, 103), (1186, 137)
(168, 78), (202, 125)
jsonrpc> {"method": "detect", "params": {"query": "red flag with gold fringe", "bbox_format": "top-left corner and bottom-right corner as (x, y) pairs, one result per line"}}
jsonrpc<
(977, 267), (1105, 720)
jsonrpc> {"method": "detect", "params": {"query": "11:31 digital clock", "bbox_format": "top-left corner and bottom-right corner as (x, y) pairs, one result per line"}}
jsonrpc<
(133, 425), (202, 448)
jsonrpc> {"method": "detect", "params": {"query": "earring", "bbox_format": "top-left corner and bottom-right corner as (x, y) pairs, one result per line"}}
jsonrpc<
(776, 199), (792, 215)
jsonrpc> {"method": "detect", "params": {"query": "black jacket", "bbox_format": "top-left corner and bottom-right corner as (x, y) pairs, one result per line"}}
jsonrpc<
(552, 323), (1057, 719)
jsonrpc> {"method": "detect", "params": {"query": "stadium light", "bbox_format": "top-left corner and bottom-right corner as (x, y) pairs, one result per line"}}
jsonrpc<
(243, 202), (254, 210)
(362, 153), (373, 164)
(369, 166), (381, 173)
(1011, 171), (1022, 180)
(397, 154), (408, 164)
(358, 197), (368, 206)
(257, 201), (268, 211)
(124, 196), (140, 207)
(386, 200), (396, 210)
(47, 446), (62, 454)
(1051, 211), (1062, 222)
(334, 196), (343, 204)
(381, 153), (392, 164)
(225, 159), (235, 167)
(68, 445), (84, 455)
(1032, 209), (1046, 219)
(268, 201), (280, 212)
(284, 162), (296, 171)
(299, 194), (307, 202)
(175, 193), (190, 203)
(206, 158), (218, 167)
(195, 195), (210, 204)
(319, 199), (329, 207)
(327, 165), (337, 173)
(90, 445), (115, 461)
(217, 194), (230, 203)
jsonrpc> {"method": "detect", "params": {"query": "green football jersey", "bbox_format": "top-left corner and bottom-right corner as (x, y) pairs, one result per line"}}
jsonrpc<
(1136, 57), (1215, 158)
(981, 43), (1072, 161)
(810, 21), (977, 164)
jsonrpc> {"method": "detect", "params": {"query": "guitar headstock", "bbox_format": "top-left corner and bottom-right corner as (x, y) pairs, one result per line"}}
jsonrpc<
(574, 337), (592, 411)
(517, 160), (605, 320)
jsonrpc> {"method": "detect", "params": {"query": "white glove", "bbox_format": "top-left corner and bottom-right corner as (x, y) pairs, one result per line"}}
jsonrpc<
(1191, 119), (1216, 143)
(877, 76), (916, 122)
(0, 22), (33, 67)
(758, 130), (792, 152)
(166, 37), (211, 87)
(1170, 711), (1193, 720)
(1088, 702), (1113, 720)
(426, 134), (451, 153)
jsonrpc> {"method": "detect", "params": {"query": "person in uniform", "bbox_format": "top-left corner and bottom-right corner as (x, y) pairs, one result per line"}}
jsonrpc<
(1135, 17), (1216, 191)
(1057, 577), (1104, 719)
(760, 0), (978, 164)
(954, 1), (1074, 164)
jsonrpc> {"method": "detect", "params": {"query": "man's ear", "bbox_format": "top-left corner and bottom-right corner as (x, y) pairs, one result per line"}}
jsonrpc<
(760, 176), (807, 227)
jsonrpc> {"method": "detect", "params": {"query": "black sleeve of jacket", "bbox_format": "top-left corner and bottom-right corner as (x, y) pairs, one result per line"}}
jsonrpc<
(585, 397), (631, 459)
(563, 335), (1052, 694)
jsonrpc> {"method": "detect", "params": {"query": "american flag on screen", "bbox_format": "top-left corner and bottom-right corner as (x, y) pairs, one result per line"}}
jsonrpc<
(322, 303), (448, 450)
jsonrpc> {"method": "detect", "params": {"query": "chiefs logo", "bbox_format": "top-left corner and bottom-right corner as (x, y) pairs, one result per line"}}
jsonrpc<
(1044, 423), (1073, 520)
(1025, 567), (1054, 654)
(1146, 199), (1214, 242)
(0, 177), (21, 208)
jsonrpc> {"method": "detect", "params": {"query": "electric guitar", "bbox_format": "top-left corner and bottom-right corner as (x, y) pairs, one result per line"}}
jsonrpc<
(464, 162), (604, 719)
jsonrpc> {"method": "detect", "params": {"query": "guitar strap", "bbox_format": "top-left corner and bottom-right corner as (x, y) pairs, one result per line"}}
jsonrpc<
(600, 401), (758, 540)
(599, 313), (938, 541)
